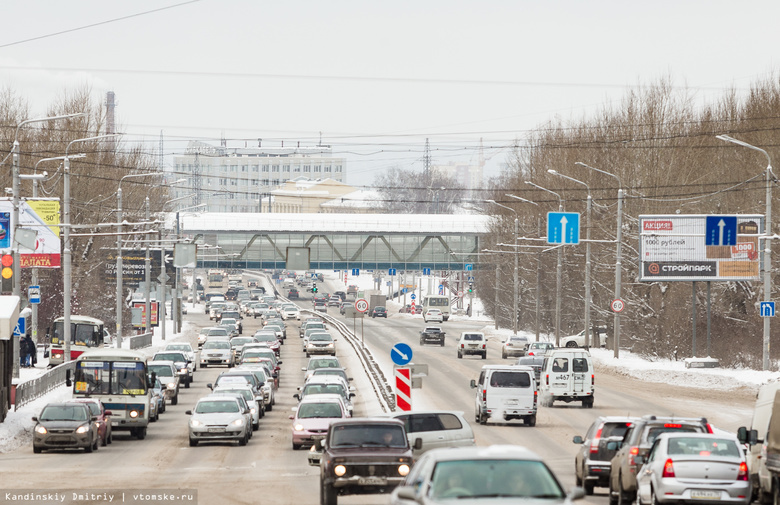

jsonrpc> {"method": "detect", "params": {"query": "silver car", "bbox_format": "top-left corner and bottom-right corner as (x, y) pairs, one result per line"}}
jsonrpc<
(305, 333), (337, 357)
(636, 433), (750, 505)
(210, 386), (262, 431)
(200, 339), (234, 368)
(186, 395), (251, 447)
(390, 445), (585, 504)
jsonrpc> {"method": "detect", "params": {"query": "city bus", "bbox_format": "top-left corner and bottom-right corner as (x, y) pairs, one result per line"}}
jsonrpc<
(208, 269), (224, 288)
(48, 315), (106, 367)
(68, 348), (151, 439)
(422, 295), (452, 321)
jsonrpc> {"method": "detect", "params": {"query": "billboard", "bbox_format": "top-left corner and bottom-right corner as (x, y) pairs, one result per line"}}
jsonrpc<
(0, 198), (61, 268)
(103, 249), (176, 288)
(639, 214), (763, 282)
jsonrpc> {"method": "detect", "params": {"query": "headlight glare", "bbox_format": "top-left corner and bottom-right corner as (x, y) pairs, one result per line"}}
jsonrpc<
(334, 465), (347, 477)
(129, 410), (139, 418)
(75, 425), (89, 434)
(231, 418), (245, 427)
(398, 464), (410, 476)
(294, 424), (304, 432)
(35, 425), (47, 435)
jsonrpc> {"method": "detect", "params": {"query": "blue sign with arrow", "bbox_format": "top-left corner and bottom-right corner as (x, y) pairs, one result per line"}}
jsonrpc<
(547, 212), (580, 244)
(761, 301), (775, 317)
(389, 268), (396, 276)
(423, 268), (431, 275)
(706, 216), (737, 246)
(391, 343), (413, 366)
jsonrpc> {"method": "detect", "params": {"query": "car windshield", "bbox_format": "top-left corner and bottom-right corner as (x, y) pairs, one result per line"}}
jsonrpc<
(207, 329), (228, 337)
(666, 437), (740, 457)
(303, 384), (345, 397)
(310, 335), (332, 342)
(232, 337), (255, 346)
(330, 424), (407, 448)
(71, 401), (100, 416)
(463, 334), (483, 341)
(429, 459), (564, 500)
(203, 341), (230, 350)
(155, 353), (186, 362)
(308, 359), (340, 370)
(167, 345), (191, 351)
(213, 389), (253, 402)
(298, 402), (343, 419)
(195, 400), (240, 414)
(647, 426), (699, 444)
(40, 405), (88, 422)
(148, 365), (174, 377)
(312, 369), (348, 381)
(255, 334), (276, 342)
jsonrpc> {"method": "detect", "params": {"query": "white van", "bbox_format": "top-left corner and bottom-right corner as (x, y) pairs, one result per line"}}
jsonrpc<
(469, 365), (537, 426)
(741, 381), (780, 502)
(539, 349), (594, 408)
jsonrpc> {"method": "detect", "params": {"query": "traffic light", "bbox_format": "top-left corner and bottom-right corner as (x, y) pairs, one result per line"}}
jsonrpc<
(468, 282), (473, 293)
(1, 253), (13, 294)
(312, 283), (318, 293)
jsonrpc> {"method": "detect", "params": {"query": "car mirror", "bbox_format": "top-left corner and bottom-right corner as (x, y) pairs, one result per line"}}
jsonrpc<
(573, 435), (583, 444)
(277, 360), (283, 365)
(750, 429), (759, 445)
(185, 410), (192, 415)
(206, 383), (213, 390)
(469, 379), (476, 389)
(568, 487), (586, 501)
(293, 394), (300, 400)
(414, 437), (423, 450)
(396, 486), (417, 501)
(301, 367), (307, 372)
(737, 426), (748, 444)
(104, 410), (113, 417)
(349, 393), (356, 399)
(32, 416), (38, 422)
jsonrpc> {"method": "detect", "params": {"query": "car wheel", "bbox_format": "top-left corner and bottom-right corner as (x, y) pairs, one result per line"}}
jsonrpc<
(584, 481), (595, 496)
(184, 378), (190, 389)
(479, 411), (487, 425)
(102, 431), (108, 446)
(502, 350), (507, 359)
(651, 488), (661, 505)
(85, 440), (93, 453)
(440, 340), (444, 347)
(566, 341), (578, 348)
(458, 351), (462, 359)
(292, 442), (302, 450)
(189, 438), (198, 447)
(253, 421), (259, 431)
(617, 479), (634, 505)
(93, 436), (99, 451)
(33, 445), (42, 454)
(107, 428), (113, 444)
(482, 352), (487, 359)
(609, 480), (619, 505)
(136, 427), (147, 440)
(321, 481), (338, 505)
(420, 339), (424, 345)
(524, 415), (536, 427)
(238, 432), (248, 446)
(266, 402), (273, 412)
(172, 394), (179, 406)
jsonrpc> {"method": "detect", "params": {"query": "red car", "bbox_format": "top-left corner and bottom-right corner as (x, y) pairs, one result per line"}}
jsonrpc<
(67, 398), (113, 446)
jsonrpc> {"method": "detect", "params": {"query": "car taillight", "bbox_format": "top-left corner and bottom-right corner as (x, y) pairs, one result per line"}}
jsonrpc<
(545, 374), (549, 386)
(482, 344), (486, 349)
(482, 389), (487, 402)
(628, 446), (639, 466)
(662, 459), (675, 478)
(664, 423), (682, 428)
(461, 344), (465, 349)
(533, 390), (537, 405)
(590, 426), (603, 453)
(737, 462), (748, 481)
(591, 374), (595, 386)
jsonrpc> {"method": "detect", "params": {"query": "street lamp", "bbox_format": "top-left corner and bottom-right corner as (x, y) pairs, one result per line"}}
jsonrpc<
(171, 201), (205, 332)
(576, 161), (623, 358)
(117, 172), (159, 348)
(549, 169), (592, 349)
(716, 135), (773, 370)
(525, 181), (564, 346)
(63, 133), (120, 361)
(486, 199), (519, 334)
(506, 194), (542, 341)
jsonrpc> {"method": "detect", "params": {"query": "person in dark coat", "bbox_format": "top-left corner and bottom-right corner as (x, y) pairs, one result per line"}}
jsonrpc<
(21, 335), (34, 367)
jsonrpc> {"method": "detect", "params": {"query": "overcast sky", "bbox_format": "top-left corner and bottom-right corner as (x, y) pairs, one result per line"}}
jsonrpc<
(1, 0), (778, 189)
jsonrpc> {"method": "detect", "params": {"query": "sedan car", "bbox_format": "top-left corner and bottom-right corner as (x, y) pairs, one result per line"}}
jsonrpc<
(371, 306), (388, 318)
(389, 445), (584, 504)
(149, 376), (166, 421)
(289, 394), (350, 450)
(302, 356), (343, 381)
(636, 433), (750, 505)
(164, 342), (198, 370)
(305, 333), (337, 357)
(152, 351), (192, 387)
(67, 398), (113, 446)
(526, 341), (556, 356)
(33, 402), (101, 453)
(424, 309), (443, 323)
(147, 360), (180, 405)
(199, 339), (235, 368)
(314, 301), (328, 312)
(186, 396), (251, 447)
(502, 334), (530, 359)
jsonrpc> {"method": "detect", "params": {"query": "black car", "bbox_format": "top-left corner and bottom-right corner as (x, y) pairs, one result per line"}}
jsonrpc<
(333, 291), (347, 301)
(572, 416), (637, 495)
(371, 306), (387, 318)
(288, 288), (299, 299)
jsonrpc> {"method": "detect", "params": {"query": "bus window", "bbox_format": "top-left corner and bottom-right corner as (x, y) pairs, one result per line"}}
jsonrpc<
(75, 361), (111, 395)
(114, 362), (147, 395)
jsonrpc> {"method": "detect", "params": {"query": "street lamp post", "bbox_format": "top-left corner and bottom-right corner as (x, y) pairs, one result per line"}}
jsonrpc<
(506, 194), (541, 340)
(525, 181), (564, 347)
(716, 135), (773, 370)
(576, 161), (623, 358)
(63, 134), (119, 361)
(549, 170), (592, 349)
(486, 200), (519, 334)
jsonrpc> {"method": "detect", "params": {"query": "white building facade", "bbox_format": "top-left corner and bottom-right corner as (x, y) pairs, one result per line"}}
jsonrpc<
(171, 141), (347, 212)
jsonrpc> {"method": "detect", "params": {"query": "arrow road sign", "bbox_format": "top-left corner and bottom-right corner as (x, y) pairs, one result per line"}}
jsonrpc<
(352, 268), (359, 276)
(761, 301), (776, 317)
(423, 268), (431, 275)
(391, 343), (413, 366)
(706, 216), (737, 246)
(547, 212), (580, 244)
(410, 293), (416, 300)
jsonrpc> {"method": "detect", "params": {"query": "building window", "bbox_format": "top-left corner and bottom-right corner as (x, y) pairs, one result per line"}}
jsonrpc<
(283, 164), (290, 173)
(262, 179), (270, 186)
(262, 165), (270, 172)
(252, 179), (259, 186)
(231, 165), (237, 172)
(293, 165), (301, 173)
(335, 165), (342, 172)
(314, 165), (321, 173)
(303, 165), (311, 173)
(241, 165), (248, 172)
(252, 165), (259, 172)
(324, 165), (332, 173)
(272, 164), (280, 172)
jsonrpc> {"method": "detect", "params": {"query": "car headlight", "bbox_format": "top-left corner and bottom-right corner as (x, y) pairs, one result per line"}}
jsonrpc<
(231, 418), (245, 427)
(35, 425), (47, 435)
(326, 343), (334, 347)
(334, 465), (347, 477)
(167, 382), (176, 389)
(250, 408), (256, 415)
(190, 419), (202, 427)
(75, 424), (90, 434)
(294, 424), (304, 432)
(398, 464), (410, 476)
(129, 410), (140, 418)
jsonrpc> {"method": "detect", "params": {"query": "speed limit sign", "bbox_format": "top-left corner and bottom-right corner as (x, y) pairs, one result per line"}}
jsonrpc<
(355, 298), (369, 313)
(611, 299), (625, 313)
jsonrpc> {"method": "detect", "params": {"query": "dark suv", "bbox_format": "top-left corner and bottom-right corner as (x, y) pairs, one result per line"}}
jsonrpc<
(608, 415), (712, 505)
(309, 418), (418, 505)
(573, 416), (637, 495)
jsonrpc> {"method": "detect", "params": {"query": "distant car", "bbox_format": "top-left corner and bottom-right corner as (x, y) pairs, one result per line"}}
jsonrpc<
(199, 339), (235, 368)
(186, 396), (251, 447)
(302, 356), (343, 382)
(387, 410), (476, 456)
(636, 433), (750, 505)
(328, 296), (342, 307)
(371, 306), (387, 318)
(290, 395), (351, 450)
(147, 360), (180, 405)
(164, 342), (198, 370)
(572, 416), (637, 495)
(314, 301), (328, 312)
(33, 402), (100, 453)
(339, 301), (351, 315)
(458, 332), (487, 359)
(67, 398), (113, 447)
(333, 291), (347, 301)
(389, 445), (582, 504)
(526, 342), (555, 356)
(288, 288), (300, 299)
(424, 308), (443, 323)
(502, 334), (530, 359)
(514, 356), (545, 383)
(561, 327), (608, 348)
(149, 376), (166, 421)
(152, 351), (192, 387)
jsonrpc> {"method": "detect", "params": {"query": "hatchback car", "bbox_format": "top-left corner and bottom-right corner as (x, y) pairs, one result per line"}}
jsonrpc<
(302, 356), (343, 381)
(573, 416), (637, 495)
(186, 396), (251, 447)
(290, 394), (350, 450)
(636, 433), (750, 505)
(388, 410), (476, 456)
(67, 398), (113, 446)
(314, 301), (328, 312)
(147, 360), (180, 405)
(502, 334), (530, 359)
(306, 333), (337, 357)
(527, 341), (556, 356)
(424, 308), (443, 323)
(152, 351), (192, 387)
(164, 343), (198, 370)
(371, 306), (388, 318)
(33, 402), (101, 453)
(389, 445), (584, 504)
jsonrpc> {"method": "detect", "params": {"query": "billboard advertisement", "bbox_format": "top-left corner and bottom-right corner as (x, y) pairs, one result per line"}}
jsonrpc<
(0, 198), (61, 268)
(639, 214), (763, 282)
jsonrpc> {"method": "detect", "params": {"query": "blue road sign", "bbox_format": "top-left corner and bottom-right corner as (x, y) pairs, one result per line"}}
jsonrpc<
(28, 285), (41, 304)
(465, 264), (473, 271)
(391, 343), (413, 366)
(547, 212), (580, 244)
(468, 276), (474, 282)
(401, 287), (408, 294)
(389, 268), (397, 276)
(423, 268), (431, 275)
(13, 316), (26, 337)
(706, 216), (737, 246)
(410, 294), (416, 300)
(761, 301), (776, 317)
(352, 268), (360, 276)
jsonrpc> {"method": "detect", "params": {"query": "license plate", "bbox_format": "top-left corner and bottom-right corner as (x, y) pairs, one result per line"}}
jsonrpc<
(358, 477), (387, 486)
(208, 427), (226, 433)
(505, 400), (518, 405)
(691, 490), (721, 500)
(468, 344), (477, 348)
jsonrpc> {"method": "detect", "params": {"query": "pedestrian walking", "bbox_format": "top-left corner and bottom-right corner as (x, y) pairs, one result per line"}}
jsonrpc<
(21, 335), (34, 367)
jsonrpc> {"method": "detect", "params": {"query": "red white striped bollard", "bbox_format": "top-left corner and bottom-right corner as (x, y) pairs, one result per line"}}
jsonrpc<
(395, 367), (412, 411)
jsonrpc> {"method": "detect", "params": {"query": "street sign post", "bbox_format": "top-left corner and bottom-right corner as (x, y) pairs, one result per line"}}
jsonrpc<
(391, 342), (413, 366)
(547, 212), (581, 244)
(395, 367), (412, 411)
(28, 285), (40, 304)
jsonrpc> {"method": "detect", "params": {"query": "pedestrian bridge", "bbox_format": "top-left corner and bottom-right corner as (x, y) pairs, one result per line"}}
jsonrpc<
(179, 212), (490, 271)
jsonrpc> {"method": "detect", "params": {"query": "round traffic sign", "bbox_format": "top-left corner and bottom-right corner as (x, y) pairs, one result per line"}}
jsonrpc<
(458, 291), (464, 298)
(611, 299), (625, 313)
(410, 294), (416, 300)
(391, 342), (413, 366)
(355, 298), (369, 313)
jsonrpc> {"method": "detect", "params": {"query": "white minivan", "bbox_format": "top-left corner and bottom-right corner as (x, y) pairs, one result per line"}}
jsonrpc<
(539, 349), (594, 408)
(470, 365), (537, 426)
